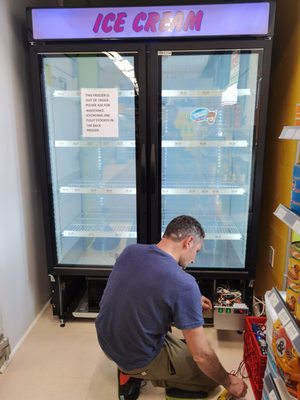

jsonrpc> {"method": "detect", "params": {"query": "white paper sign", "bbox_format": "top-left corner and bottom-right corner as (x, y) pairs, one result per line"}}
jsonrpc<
(81, 88), (118, 137)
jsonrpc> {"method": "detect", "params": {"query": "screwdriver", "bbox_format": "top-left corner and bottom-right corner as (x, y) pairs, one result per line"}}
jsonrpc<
(217, 388), (247, 400)
(217, 389), (233, 400)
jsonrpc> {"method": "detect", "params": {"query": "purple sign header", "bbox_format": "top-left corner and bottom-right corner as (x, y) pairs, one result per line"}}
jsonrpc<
(31, 3), (270, 40)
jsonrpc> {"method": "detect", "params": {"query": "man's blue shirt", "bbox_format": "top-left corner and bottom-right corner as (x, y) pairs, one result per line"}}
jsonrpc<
(95, 244), (204, 371)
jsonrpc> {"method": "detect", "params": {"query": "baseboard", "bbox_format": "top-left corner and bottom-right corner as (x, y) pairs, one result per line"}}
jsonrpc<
(1, 298), (51, 372)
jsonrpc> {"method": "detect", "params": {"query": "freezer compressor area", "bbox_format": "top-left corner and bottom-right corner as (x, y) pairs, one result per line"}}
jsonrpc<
(50, 276), (250, 329)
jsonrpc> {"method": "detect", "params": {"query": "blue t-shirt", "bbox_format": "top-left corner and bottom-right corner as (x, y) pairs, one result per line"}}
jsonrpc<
(95, 244), (204, 371)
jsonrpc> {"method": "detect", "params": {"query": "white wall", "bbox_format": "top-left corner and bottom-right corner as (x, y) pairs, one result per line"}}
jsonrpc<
(0, 0), (55, 352)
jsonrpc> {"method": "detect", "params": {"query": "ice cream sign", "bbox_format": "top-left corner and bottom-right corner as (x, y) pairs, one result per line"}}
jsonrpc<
(92, 10), (203, 35)
(30, 3), (270, 40)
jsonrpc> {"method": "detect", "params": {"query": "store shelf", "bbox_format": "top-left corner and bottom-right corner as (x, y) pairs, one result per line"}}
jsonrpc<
(279, 126), (300, 140)
(265, 288), (300, 357)
(162, 140), (248, 148)
(273, 204), (300, 234)
(273, 376), (294, 400)
(264, 372), (294, 399)
(55, 140), (135, 148)
(263, 373), (281, 399)
(274, 128), (300, 292)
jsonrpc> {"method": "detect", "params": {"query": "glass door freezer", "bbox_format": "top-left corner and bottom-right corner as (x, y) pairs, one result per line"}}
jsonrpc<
(159, 49), (260, 270)
(37, 47), (147, 270)
(148, 41), (272, 278)
(27, 2), (275, 322)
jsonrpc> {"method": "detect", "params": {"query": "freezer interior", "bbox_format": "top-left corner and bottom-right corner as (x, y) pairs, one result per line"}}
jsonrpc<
(160, 50), (260, 269)
(41, 53), (139, 266)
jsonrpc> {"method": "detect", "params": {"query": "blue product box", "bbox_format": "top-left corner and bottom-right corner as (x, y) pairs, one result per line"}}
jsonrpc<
(293, 163), (300, 179)
(291, 190), (300, 202)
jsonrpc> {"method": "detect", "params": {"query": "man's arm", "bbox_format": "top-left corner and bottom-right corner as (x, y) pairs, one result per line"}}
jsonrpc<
(182, 326), (247, 398)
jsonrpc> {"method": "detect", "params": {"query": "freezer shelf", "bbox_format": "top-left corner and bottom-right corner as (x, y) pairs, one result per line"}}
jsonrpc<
(54, 139), (248, 148)
(55, 140), (135, 148)
(60, 188), (136, 194)
(162, 214), (242, 240)
(63, 219), (136, 239)
(52, 88), (251, 98)
(58, 178), (245, 195)
(193, 215), (242, 240)
(53, 90), (135, 98)
(162, 140), (248, 147)
(59, 178), (136, 195)
(162, 89), (251, 97)
(162, 181), (245, 195)
(62, 214), (242, 240)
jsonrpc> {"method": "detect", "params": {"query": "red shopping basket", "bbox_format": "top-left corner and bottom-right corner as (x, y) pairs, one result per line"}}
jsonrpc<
(243, 316), (267, 400)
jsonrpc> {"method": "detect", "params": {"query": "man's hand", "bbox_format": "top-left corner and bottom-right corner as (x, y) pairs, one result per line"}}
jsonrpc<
(225, 374), (248, 398)
(201, 296), (212, 311)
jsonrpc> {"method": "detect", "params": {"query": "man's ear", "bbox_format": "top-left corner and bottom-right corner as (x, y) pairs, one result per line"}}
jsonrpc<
(183, 236), (194, 248)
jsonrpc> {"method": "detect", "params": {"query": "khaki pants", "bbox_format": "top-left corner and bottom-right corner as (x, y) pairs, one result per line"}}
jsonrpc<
(122, 332), (219, 393)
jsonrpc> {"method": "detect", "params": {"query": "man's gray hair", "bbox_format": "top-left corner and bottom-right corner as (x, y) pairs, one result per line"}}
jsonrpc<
(163, 215), (205, 242)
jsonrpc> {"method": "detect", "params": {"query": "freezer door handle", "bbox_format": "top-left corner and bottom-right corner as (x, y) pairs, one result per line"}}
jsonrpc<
(141, 143), (147, 194)
(150, 144), (157, 194)
(255, 77), (262, 110)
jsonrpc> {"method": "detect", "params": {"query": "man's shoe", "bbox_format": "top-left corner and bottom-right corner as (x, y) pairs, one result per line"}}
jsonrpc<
(165, 387), (208, 399)
(118, 369), (142, 400)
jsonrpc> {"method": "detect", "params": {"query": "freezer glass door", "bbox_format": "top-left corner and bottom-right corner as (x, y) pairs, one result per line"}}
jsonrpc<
(160, 50), (260, 269)
(41, 52), (139, 266)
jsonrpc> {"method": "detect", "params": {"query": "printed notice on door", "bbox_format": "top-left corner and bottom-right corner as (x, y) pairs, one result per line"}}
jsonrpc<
(81, 88), (118, 137)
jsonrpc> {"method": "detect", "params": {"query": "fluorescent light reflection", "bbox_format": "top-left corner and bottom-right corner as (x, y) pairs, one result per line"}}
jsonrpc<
(102, 52), (139, 95)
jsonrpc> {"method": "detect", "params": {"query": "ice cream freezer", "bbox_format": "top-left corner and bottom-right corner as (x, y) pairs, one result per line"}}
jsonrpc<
(27, 1), (275, 324)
